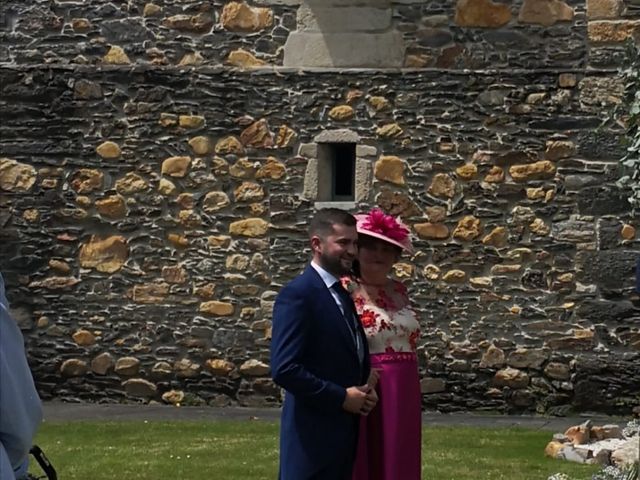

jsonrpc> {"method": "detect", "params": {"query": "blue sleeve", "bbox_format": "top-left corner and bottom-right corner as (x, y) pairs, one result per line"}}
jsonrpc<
(0, 273), (42, 478)
(270, 285), (346, 412)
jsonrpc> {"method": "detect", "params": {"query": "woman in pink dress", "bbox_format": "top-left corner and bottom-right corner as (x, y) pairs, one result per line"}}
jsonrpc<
(344, 208), (422, 480)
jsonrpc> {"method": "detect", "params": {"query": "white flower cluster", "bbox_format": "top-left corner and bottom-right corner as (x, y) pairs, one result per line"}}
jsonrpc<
(592, 466), (625, 480)
(547, 474), (573, 480)
(622, 419), (640, 438)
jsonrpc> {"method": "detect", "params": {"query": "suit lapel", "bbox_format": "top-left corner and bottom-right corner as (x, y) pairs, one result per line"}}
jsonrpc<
(303, 266), (361, 360)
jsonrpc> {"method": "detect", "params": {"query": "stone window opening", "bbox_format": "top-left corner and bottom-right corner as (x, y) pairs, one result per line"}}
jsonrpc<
(324, 142), (355, 201)
(301, 129), (375, 209)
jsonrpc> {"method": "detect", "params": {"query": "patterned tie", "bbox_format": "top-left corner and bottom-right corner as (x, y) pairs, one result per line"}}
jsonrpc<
(332, 282), (364, 366)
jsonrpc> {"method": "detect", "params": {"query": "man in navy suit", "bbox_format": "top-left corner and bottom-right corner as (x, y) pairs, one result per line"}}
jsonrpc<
(271, 208), (377, 480)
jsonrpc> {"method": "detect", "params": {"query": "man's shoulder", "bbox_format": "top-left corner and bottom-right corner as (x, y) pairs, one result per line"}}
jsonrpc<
(278, 266), (326, 299)
(280, 267), (315, 292)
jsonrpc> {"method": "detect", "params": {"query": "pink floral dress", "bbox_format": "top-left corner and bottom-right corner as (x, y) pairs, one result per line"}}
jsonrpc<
(343, 276), (422, 480)
(344, 278), (420, 354)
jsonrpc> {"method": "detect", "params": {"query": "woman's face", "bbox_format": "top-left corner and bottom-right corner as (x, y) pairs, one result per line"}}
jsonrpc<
(357, 235), (401, 277)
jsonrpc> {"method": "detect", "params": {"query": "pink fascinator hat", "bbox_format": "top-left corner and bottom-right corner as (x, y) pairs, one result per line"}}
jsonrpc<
(354, 208), (413, 253)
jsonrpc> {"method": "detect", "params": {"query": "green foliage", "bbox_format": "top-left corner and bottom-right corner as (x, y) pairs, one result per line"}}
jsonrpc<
(617, 41), (640, 214)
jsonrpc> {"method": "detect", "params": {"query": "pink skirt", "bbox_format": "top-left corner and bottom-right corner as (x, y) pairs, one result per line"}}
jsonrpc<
(352, 352), (422, 480)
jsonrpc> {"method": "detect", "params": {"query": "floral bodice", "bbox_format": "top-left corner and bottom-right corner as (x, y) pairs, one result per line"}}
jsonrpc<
(341, 276), (420, 354)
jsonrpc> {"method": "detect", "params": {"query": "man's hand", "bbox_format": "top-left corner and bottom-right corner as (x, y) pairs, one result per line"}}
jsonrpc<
(359, 385), (378, 416)
(342, 386), (368, 414)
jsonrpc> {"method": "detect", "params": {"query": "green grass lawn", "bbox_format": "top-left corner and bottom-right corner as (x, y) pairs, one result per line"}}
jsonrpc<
(30, 420), (599, 480)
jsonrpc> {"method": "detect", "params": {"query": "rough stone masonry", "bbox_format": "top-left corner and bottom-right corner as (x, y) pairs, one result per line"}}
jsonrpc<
(0, 0), (639, 414)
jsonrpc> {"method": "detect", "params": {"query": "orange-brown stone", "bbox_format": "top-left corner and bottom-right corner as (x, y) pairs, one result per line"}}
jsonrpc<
(229, 218), (270, 237)
(276, 125), (297, 148)
(227, 48), (267, 68)
(73, 329), (96, 346)
(95, 195), (126, 219)
(234, 182), (265, 202)
(329, 105), (355, 121)
(376, 123), (403, 138)
(509, 161), (556, 182)
(484, 166), (505, 183)
(518, 0), (574, 26)
(453, 216), (482, 241)
(587, 0), (624, 18)
(70, 169), (103, 193)
(414, 223), (450, 240)
(240, 119), (273, 148)
(375, 156), (405, 186)
(454, 0), (512, 27)
(200, 301), (235, 316)
(79, 236), (128, 273)
(588, 20), (640, 43)
(621, 224), (636, 240)
(376, 190), (422, 218)
(215, 136), (245, 155)
(161, 156), (191, 177)
(221, 2), (273, 32)
(132, 283), (170, 304)
(483, 226), (509, 248)
(545, 140), (576, 160)
(428, 173), (457, 198)
(456, 164), (478, 180)
(256, 157), (286, 180)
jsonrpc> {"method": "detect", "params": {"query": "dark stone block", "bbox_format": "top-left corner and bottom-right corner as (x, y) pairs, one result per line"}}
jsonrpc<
(577, 186), (630, 216)
(522, 269), (546, 290)
(597, 218), (622, 250)
(133, 86), (170, 103)
(575, 299), (639, 323)
(417, 28), (453, 48)
(564, 174), (601, 191)
(483, 31), (531, 47)
(101, 18), (152, 43)
(529, 117), (601, 131)
(588, 47), (629, 69)
(576, 250), (639, 291)
(576, 130), (625, 160)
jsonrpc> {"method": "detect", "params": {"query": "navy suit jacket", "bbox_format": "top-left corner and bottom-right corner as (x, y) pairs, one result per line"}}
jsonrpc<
(271, 265), (370, 480)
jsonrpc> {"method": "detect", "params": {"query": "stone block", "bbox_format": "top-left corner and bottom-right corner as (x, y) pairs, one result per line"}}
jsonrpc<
(577, 186), (629, 216)
(374, 155), (405, 185)
(122, 379), (157, 398)
(302, 158), (319, 200)
(314, 129), (360, 144)
(588, 20), (640, 43)
(454, 0), (512, 27)
(296, 5), (392, 32)
(579, 77), (624, 106)
(354, 158), (373, 202)
(587, 0), (624, 18)
(421, 377), (446, 393)
(303, 0), (391, 6)
(328, 105), (355, 121)
(518, 0), (574, 26)
(283, 31), (404, 67)
(356, 145), (377, 157)
(298, 143), (318, 158)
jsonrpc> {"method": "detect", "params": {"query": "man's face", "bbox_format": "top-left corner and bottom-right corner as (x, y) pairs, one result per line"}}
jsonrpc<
(311, 223), (358, 276)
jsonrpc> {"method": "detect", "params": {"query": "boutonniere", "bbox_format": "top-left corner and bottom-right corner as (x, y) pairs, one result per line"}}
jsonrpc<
(340, 275), (357, 294)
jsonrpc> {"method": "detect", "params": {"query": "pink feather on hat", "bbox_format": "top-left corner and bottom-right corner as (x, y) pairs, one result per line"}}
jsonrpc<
(355, 208), (413, 253)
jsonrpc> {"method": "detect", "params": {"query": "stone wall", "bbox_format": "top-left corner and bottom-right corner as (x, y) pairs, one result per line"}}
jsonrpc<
(0, 0), (639, 414)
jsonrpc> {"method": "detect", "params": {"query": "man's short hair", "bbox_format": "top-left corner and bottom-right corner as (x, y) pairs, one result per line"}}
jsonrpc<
(309, 208), (356, 238)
